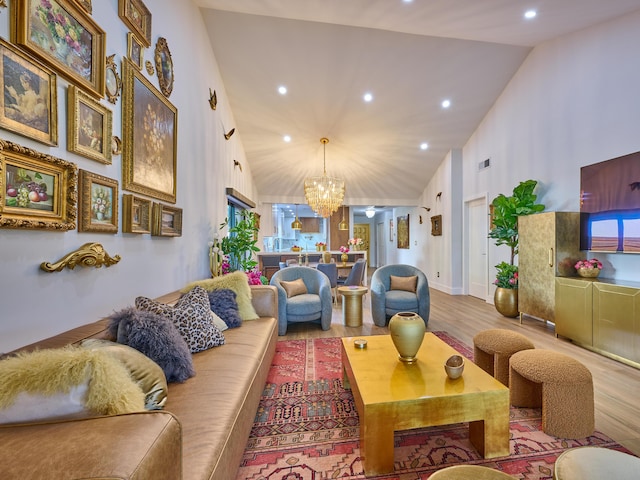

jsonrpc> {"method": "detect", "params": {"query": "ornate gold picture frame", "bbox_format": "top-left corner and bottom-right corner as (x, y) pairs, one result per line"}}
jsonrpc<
(122, 58), (177, 203)
(105, 54), (122, 104)
(78, 169), (118, 233)
(151, 202), (182, 237)
(122, 193), (150, 234)
(67, 85), (112, 164)
(73, 0), (92, 14)
(154, 37), (173, 97)
(119, 0), (152, 47)
(397, 214), (409, 249)
(12, 0), (106, 98)
(0, 139), (77, 230)
(0, 38), (58, 146)
(127, 32), (144, 71)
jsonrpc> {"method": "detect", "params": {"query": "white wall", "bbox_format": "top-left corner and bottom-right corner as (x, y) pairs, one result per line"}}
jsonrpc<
(0, 0), (257, 352)
(422, 10), (640, 299)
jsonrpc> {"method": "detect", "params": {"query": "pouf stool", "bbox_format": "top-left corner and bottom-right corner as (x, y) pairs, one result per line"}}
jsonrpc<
(554, 446), (640, 480)
(429, 465), (517, 479)
(509, 349), (594, 438)
(473, 329), (535, 385)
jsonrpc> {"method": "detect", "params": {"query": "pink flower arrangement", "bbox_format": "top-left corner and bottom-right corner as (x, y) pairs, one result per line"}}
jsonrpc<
(575, 258), (603, 270)
(246, 268), (267, 285)
(348, 237), (363, 247)
(339, 245), (349, 253)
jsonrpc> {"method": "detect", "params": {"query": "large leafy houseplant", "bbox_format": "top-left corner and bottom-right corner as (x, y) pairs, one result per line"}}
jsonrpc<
(219, 210), (261, 273)
(489, 179), (545, 289)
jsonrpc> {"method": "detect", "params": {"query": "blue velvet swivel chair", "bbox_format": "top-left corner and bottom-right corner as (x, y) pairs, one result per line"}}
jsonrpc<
(370, 264), (430, 327)
(270, 266), (333, 335)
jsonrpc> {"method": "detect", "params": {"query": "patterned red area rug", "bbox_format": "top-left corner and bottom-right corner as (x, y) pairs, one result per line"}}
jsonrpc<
(236, 332), (628, 480)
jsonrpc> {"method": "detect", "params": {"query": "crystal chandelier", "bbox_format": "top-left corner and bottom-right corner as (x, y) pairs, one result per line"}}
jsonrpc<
(304, 138), (345, 218)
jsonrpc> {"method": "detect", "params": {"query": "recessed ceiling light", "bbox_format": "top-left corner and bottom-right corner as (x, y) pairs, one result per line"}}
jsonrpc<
(278, 85), (287, 95)
(441, 99), (451, 108)
(420, 142), (429, 150)
(403, 0), (413, 3)
(283, 135), (291, 142)
(524, 10), (537, 19)
(363, 92), (373, 102)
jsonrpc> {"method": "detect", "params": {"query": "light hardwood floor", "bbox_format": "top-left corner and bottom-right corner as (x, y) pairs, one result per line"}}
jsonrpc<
(284, 283), (640, 456)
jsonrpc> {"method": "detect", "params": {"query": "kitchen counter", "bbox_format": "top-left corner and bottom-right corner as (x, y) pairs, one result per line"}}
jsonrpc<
(258, 250), (367, 282)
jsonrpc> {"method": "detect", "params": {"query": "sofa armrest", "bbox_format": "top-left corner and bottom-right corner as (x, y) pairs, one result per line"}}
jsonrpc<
(250, 285), (278, 319)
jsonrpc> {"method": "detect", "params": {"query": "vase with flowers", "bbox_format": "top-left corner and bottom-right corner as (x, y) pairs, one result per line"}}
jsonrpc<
(348, 237), (363, 250)
(315, 241), (326, 251)
(575, 258), (602, 278)
(339, 245), (349, 265)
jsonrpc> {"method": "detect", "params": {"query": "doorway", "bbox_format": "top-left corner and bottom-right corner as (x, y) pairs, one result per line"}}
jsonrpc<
(466, 196), (488, 300)
(353, 223), (370, 266)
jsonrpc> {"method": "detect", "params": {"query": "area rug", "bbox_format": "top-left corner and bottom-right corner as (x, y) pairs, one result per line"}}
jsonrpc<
(236, 332), (628, 480)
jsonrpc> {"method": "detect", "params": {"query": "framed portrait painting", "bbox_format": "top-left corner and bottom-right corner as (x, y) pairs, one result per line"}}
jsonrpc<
(119, 0), (152, 47)
(397, 214), (409, 249)
(122, 58), (177, 203)
(78, 169), (118, 233)
(0, 38), (57, 146)
(151, 202), (182, 237)
(11, 0), (106, 98)
(67, 85), (112, 164)
(0, 139), (77, 230)
(122, 193), (150, 234)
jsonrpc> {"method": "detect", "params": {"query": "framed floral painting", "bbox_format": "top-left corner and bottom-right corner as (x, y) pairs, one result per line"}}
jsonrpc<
(12, 0), (106, 98)
(78, 169), (118, 233)
(67, 85), (112, 164)
(1, 139), (77, 230)
(119, 0), (151, 47)
(122, 58), (177, 203)
(0, 38), (58, 146)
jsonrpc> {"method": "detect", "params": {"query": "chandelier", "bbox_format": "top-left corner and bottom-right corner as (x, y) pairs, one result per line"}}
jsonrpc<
(304, 138), (345, 218)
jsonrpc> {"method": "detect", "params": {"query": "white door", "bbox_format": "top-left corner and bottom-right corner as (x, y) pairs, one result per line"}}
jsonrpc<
(376, 222), (385, 267)
(467, 197), (488, 299)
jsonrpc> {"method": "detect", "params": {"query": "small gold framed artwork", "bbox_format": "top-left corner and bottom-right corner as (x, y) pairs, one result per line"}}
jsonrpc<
(431, 214), (442, 236)
(78, 169), (118, 234)
(104, 54), (122, 104)
(118, 0), (152, 47)
(151, 202), (182, 237)
(122, 193), (150, 234)
(127, 32), (144, 71)
(67, 85), (112, 164)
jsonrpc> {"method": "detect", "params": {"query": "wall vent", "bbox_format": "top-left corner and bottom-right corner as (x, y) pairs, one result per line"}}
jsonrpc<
(478, 158), (491, 171)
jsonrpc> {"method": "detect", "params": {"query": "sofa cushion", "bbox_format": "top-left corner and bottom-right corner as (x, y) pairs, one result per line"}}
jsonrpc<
(0, 347), (145, 424)
(390, 275), (418, 292)
(182, 271), (259, 320)
(385, 290), (419, 312)
(109, 307), (195, 383)
(136, 286), (225, 353)
(280, 278), (308, 298)
(208, 289), (242, 328)
(80, 339), (168, 410)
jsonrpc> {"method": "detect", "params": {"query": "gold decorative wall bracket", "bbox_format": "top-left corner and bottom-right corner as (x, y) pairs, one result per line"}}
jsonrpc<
(40, 242), (121, 273)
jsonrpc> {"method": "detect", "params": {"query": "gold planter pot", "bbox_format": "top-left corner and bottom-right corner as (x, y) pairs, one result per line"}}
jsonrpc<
(494, 287), (519, 318)
(577, 267), (600, 278)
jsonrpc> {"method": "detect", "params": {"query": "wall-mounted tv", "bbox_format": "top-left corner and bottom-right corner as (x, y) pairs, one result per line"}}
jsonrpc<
(580, 151), (640, 253)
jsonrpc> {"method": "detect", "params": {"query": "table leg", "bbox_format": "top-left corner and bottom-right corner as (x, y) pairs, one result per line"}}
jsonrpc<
(360, 408), (395, 476)
(468, 393), (510, 458)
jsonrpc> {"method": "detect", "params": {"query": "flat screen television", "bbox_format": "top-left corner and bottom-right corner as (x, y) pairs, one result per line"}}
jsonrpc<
(580, 151), (640, 253)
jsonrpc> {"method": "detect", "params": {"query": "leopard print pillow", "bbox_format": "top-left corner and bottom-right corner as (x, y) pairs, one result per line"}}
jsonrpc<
(135, 286), (225, 353)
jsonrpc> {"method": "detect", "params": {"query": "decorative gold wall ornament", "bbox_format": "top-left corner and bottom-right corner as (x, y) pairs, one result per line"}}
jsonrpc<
(154, 37), (173, 97)
(233, 159), (243, 172)
(208, 88), (217, 110)
(40, 242), (121, 272)
(224, 128), (235, 140)
(105, 54), (122, 104)
(145, 60), (154, 75)
(304, 137), (345, 218)
(0, 1), (7, 8)
(111, 136), (122, 155)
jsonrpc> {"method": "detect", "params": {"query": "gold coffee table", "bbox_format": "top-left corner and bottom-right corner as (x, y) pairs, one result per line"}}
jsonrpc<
(341, 334), (510, 477)
(338, 286), (368, 327)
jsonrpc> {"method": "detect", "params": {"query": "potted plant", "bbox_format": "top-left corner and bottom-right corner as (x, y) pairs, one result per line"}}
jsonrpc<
(489, 179), (545, 317)
(219, 210), (261, 273)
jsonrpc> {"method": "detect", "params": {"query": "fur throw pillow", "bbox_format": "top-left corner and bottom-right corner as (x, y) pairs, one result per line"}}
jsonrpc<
(208, 289), (242, 328)
(108, 307), (195, 383)
(182, 271), (259, 320)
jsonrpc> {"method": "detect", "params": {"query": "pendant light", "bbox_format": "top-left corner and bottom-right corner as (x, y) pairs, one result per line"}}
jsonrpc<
(338, 204), (348, 231)
(291, 204), (302, 230)
(304, 138), (345, 218)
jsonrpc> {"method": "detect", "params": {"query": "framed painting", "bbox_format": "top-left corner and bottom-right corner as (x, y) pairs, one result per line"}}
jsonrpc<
(397, 214), (409, 249)
(151, 202), (182, 237)
(0, 38), (57, 146)
(78, 169), (118, 233)
(12, 0), (106, 98)
(0, 138), (77, 230)
(67, 85), (112, 164)
(431, 214), (442, 236)
(119, 0), (152, 48)
(72, 0), (91, 14)
(122, 193), (150, 234)
(104, 54), (121, 104)
(122, 58), (177, 203)
(154, 37), (173, 97)
(127, 32), (144, 71)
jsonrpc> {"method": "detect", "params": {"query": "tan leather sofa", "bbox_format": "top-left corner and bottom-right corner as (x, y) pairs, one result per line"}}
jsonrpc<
(0, 284), (279, 480)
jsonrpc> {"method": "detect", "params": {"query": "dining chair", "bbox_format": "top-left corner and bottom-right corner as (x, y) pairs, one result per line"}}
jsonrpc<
(316, 262), (338, 305)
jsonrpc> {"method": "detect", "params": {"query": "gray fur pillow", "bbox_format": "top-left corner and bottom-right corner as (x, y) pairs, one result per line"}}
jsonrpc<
(108, 307), (195, 383)
(208, 289), (242, 328)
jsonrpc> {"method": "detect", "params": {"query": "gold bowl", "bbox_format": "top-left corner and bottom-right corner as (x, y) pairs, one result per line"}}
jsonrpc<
(291, 247), (302, 252)
(444, 354), (465, 379)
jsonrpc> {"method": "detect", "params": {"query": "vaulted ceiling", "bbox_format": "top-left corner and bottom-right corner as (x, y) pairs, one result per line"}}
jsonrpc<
(194, 0), (640, 214)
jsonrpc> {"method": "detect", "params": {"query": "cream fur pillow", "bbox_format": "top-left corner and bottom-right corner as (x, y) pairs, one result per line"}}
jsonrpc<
(182, 271), (259, 320)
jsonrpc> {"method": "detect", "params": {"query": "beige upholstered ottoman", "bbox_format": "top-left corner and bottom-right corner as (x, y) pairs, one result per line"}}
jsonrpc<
(554, 446), (640, 480)
(473, 329), (535, 385)
(429, 465), (517, 479)
(509, 349), (594, 438)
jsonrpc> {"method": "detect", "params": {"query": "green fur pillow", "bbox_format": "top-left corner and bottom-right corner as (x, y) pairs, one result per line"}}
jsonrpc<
(182, 271), (259, 320)
(0, 346), (145, 424)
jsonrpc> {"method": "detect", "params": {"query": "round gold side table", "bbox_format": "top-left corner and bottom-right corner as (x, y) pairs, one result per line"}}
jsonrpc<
(338, 286), (368, 327)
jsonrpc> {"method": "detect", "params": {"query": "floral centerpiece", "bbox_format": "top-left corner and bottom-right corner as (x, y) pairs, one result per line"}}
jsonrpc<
(315, 241), (326, 251)
(575, 258), (602, 278)
(348, 237), (363, 250)
(339, 245), (349, 253)
(494, 262), (518, 289)
(339, 245), (349, 265)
